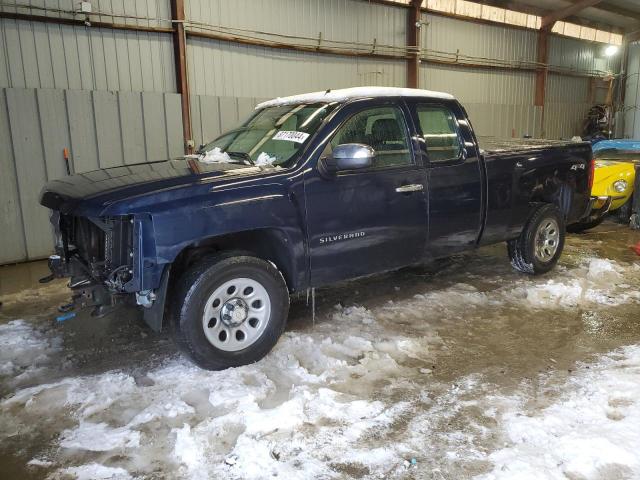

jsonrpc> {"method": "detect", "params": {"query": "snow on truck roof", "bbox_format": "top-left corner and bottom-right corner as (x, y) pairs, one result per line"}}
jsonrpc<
(255, 86), (455, 109)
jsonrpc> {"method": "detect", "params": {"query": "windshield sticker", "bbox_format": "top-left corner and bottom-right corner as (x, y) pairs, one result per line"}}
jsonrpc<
(272, 131), (309, 143)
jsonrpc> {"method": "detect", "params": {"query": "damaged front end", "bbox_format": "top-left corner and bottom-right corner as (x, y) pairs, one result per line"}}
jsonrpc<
(42, 211), (136, 317)
(42, 211), (168, 331)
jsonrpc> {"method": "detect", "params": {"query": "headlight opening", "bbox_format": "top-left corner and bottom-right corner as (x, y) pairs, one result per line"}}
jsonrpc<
(613, 179), (628, 193)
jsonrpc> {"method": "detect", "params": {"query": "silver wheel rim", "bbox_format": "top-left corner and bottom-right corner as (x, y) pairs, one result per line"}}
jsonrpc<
(534, 218), (560, 262)
(202, 277), (271, 352)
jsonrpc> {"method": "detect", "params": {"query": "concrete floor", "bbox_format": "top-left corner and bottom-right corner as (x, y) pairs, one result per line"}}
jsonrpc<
(1, 222), (639, 479)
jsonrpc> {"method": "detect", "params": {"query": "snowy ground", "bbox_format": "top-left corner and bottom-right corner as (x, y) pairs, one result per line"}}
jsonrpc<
(1, 223), (640, 479)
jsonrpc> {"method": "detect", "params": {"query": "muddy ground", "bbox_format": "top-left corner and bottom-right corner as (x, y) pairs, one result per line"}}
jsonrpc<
(1, 222), (639, 479)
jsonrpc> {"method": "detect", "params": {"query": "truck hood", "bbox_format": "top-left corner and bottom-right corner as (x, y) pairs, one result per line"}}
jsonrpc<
(40, 158), (278, 215)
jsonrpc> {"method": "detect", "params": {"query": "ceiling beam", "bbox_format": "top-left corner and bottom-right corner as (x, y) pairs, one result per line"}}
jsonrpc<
(541, 0), (604, 30)
(569, 1), (640, 24)
(626, 30), (640, 44)
(479, 0), (626, 33)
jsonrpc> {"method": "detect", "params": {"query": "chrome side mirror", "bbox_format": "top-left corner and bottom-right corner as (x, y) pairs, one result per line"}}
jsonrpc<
(319, 143), (375, 176)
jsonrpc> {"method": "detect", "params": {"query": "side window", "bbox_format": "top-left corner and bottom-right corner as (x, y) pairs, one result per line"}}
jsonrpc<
(416, 105), (462, 163)
(330, 106), (412, 168)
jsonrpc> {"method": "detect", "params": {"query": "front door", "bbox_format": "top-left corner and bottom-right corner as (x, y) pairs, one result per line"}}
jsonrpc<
(304, 102), (428, 286)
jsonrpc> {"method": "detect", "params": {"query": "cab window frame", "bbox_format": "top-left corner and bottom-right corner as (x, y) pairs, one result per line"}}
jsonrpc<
(412, 102), (466, 167)
(322, 101), (417, 174)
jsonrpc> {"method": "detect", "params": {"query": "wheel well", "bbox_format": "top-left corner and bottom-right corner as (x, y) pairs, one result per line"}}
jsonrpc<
(170, 229), (298, 293)
(530, 182), (573, 220)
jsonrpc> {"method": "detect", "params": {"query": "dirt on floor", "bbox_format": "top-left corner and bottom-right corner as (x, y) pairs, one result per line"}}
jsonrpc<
(1, 222), (639, 480)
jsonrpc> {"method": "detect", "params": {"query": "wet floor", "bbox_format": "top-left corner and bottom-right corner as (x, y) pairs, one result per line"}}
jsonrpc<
(1, 221), (639, 479)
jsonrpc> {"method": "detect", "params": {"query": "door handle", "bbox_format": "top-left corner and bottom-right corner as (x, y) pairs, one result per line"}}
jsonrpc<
(395, 184), (424, 193)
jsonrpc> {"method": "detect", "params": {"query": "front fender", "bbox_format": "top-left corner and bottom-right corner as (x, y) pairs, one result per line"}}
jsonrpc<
(147, 183), (307, 289)
(592, 163), (635, 210)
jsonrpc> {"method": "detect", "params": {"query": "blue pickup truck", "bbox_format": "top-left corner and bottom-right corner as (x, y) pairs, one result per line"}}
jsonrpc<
(40, 87), (593, 369)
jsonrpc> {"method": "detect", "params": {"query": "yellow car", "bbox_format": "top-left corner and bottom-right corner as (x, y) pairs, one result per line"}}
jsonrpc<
(568, 140), (637, 232)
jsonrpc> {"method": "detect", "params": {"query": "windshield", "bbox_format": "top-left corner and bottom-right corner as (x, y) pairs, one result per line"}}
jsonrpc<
(198, 103), (335, 167)
(594, 149), (640, 162)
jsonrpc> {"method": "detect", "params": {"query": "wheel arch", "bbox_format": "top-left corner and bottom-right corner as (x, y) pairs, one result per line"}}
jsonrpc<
(169, 227), (306, 296)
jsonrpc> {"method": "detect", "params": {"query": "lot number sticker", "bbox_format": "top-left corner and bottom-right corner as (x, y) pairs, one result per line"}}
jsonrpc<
(272, 131), (309, 143)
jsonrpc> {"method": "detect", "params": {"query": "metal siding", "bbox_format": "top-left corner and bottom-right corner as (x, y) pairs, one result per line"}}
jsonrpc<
(421, 64), (541, 138)
(0, 89), (27, 264)
(142, 91), (169, 161)
(423, 13), (537, 64)
(67, 90), (100, 172)
(0, 0), (173, 29)
(198, 95), (222, 147)
(0, 18), (176, 92)
(0, 87), (186, 263)
(119, 91), (147, 164)
(37, 88), (73, 179)
(548, 35), (620, 75)
(94, 90), (124, 168)
(624, 42), (640, 139)
(544, 73), (590, 139)
(5, 88), (52, 260)
(165, 93), (185, 158)
(187, 36), (406, 97)
(185, 0), (406, 50)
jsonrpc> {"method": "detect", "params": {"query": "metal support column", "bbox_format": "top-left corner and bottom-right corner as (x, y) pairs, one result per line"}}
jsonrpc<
(407, 0), (421, 89)
(171, 0), (193, 154)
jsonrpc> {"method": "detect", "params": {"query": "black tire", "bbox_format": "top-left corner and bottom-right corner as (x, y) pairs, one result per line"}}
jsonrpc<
(171, 253), (289, 370)
(566, 216), (604, 233)
(508, 204), (565, 275)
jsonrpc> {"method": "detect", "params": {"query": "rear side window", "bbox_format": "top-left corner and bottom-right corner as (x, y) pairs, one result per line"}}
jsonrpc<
(416, 105), (462, 163)
(330, 106), (412, 168)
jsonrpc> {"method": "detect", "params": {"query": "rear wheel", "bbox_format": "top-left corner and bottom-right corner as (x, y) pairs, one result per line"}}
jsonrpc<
(508, 204), (565, 275)
(171, 254), (289, 370)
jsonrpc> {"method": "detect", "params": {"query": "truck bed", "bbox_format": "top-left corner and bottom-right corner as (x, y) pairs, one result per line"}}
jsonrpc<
(478, 137), (585, 155)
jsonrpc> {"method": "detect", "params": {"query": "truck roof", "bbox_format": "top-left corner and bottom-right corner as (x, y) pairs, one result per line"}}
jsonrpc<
(256, 86), (455, 109)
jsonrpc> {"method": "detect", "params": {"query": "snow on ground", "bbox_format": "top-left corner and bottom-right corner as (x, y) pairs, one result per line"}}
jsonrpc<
(0, 320), (61, 386)
(479, 345), (640, 480)
(1, 254), (639, 479)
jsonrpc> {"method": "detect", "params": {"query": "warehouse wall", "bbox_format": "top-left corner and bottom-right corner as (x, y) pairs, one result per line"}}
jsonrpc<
(624, 42), (640, 139)
(0, 0), (623, 264)
(187, 38), (406, 99)
(0, 19), (175, 91)
(420, 14), (617, 140)
(0, 87), (183, 263)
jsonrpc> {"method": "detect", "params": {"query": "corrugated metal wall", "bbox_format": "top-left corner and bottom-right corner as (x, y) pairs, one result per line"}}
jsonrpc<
(187, 37), (406, 98)
(0, 0), (624, 264)
(624, 42), (640, 139)
(420, 13), (618, 140)
(185, 0), (407, 50)
(0, 18), (176, 92)
(0, 87), (183, 264)
(0, 0), (172, 28)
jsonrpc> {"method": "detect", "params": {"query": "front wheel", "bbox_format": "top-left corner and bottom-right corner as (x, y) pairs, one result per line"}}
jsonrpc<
(171, 254), (289, 370)
(508, 204), (565, 275)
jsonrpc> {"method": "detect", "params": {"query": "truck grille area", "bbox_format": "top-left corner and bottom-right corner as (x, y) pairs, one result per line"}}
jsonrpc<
(60, 215), (133, 281)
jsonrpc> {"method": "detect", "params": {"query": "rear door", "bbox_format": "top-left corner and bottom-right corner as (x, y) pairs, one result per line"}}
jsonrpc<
(407, 100), (483, 257)
(304, 101), (428, 286)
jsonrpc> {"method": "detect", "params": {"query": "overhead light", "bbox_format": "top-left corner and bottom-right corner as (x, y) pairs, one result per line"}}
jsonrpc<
(604, 45), (619, 57)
